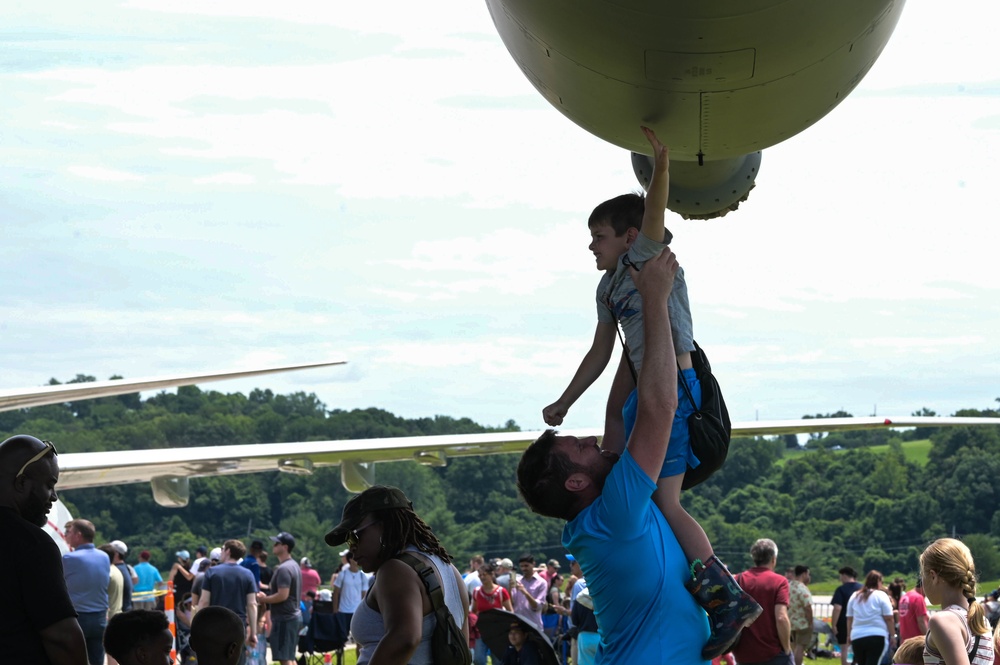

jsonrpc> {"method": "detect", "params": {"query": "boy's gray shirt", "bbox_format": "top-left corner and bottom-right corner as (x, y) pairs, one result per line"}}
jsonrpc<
(596, 230), (694, 374)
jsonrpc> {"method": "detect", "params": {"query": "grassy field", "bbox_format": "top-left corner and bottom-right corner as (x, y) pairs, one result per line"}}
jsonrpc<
(778, 438), (932, 467)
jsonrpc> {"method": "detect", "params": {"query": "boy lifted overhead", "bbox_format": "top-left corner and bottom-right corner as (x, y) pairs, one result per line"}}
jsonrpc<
(542, 126), (760, 658)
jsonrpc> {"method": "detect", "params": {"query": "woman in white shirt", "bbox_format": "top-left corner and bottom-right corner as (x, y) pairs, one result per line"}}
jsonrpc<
(847, 570), (896, 665)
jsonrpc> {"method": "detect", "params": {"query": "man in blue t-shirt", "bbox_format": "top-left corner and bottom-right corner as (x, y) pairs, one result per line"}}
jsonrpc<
(518, 248), (708, 665)
(198, 539), (258, 655)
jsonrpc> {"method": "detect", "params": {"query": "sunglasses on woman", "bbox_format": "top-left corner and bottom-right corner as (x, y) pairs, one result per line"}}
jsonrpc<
(346, 521), (377, 548)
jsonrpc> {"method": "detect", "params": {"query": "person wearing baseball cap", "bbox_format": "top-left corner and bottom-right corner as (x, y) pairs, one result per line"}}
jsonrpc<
(133, 549), (163, 610)
(106, 540), (135, 612)
(168, 550), (195, 622)
(258, 532), (301, 665)
(299, 556), (321, 601)
(325, 485), (469, 664)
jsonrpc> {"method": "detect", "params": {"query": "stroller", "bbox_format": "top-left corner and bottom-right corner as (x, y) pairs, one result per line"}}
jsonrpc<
(297, 599), (350, 665)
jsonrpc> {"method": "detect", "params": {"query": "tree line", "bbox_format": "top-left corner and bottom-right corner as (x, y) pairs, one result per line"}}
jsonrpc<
(2, 375), (999, 584)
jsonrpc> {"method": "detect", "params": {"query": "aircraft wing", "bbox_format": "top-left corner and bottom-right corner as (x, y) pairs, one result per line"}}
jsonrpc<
(0, 360), (346, 413)
(56, 416), (998, 505)
(730, 416), (997, 436)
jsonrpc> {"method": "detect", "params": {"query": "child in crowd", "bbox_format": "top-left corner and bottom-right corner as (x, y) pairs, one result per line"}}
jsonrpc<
(501, 621), (543, 665)
(919, 538), (994, 665)
(190, 606), (246, 665)
(894, 636), (926, 665)
(103, 609), (174, 665)
(542, 126), (759, 658)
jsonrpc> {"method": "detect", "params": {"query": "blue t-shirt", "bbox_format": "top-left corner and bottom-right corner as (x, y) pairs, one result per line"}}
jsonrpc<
(204, 563), (256, 623)
(563, 451), (708, 665)
(240, 556), (261, 588)
(134, 561), (162, 593)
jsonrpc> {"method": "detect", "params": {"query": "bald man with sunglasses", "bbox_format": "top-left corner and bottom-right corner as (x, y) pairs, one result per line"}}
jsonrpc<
(0, 434), (88, 665)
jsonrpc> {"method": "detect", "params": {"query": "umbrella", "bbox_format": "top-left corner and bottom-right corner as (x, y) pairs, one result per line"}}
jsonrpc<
(477, 609), (560, 665)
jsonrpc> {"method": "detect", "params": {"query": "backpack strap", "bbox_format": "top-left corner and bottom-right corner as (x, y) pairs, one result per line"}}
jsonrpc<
(612, 310), (693, 408)
(396, 552), (446, 611)
(969, 634), (982, 661)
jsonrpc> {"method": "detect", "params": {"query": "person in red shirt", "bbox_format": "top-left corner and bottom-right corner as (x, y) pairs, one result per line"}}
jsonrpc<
(733, 538), (792, 665)
(471, 561), (513, 665)
(897, 577), (929, 642)
(299, 557), (321, 600)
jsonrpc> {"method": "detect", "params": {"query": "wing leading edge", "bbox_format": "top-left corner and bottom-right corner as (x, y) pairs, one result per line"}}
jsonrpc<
(56, 416), (999, 502)
(0, 360), (346, 413)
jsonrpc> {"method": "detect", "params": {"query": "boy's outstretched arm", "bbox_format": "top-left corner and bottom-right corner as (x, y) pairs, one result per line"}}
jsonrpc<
(639, 126), (669, 244)
(601, 351), (634, 456)
(542, 321), (617, 426)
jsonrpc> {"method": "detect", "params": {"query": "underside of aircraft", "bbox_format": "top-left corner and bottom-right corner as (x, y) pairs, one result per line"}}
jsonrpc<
(485, 0), (906, 218)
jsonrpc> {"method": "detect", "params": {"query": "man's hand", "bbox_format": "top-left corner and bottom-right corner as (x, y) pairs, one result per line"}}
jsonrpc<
(542, 401), (568, 426)
(628, 247), (678, 302)
(256, 591), (267, 604)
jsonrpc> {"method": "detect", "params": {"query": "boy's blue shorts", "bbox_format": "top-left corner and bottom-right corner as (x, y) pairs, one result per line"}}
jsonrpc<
(622, 367), (702, 479)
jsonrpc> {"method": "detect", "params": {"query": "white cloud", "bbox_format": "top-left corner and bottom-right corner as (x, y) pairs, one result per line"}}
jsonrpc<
(194, 172), (256, 185)
(67, 165), (145, 182)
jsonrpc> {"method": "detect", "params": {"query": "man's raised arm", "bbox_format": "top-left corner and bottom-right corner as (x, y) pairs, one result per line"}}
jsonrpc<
(625, 247), (679, 481)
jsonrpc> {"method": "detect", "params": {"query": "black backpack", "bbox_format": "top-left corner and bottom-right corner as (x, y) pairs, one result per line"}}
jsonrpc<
(615, 328), (731, 489)
(677, 341), (731, 490)
(396, 552), (472, 665)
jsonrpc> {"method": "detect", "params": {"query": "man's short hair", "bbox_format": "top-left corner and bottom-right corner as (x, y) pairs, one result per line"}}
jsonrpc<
(222, 539), (246, 560)
(65, 519), (96, 542)
(517, 430), (581, 520)
(190, 606), (245, 665)
(103, 609), (169, 661)
(519, 554), (535, 565)
(750, 538), (779, 566)
(839, 566), (857, 578)
(794, 565), (809, 577)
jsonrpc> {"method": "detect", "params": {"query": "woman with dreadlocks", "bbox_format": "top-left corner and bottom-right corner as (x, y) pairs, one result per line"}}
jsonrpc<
(325, 485), (470, 665)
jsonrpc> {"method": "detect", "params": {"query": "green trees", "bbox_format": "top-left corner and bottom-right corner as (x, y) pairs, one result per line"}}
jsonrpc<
(3, 376), (999, 583)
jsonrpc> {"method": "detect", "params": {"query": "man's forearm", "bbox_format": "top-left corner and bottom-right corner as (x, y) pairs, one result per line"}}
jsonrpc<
(777, 614), (792, 652)
(636, 291), (676, 417)
(247, 602), (258, 639)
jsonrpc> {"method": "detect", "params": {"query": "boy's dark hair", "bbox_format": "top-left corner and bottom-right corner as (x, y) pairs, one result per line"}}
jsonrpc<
(517, 430), (581, 520)
(519, 554), (535, 565)
(839, 566), (857, 578)
(589, 193), (645, 236)
(589, 192), (674, 243)
(190, 606), (244, 664)
(103, 609), (169, 660)
(794, 565), (809, 577)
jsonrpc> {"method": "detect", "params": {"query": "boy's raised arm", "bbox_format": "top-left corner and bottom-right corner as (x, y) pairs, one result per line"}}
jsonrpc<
(639, 126), (669, 244)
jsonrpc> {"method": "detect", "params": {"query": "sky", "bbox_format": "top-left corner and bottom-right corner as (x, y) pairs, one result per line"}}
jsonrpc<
(2, 0), (998, 437)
